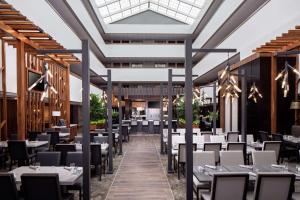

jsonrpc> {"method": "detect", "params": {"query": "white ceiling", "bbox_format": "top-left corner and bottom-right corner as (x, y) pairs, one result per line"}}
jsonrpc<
(94, 0), (209, 24)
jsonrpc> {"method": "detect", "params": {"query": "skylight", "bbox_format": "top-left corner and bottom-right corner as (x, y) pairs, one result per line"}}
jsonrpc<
(94, 0), (208, 24)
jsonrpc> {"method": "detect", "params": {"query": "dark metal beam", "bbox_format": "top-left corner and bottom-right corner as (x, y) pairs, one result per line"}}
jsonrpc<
(81, 40), (91, 200)
(172, 74), (198, 77)
(185, 36), (193, 200)
(107, 69), (113, 174)
(241, 69), (247, 143)
(192, 48), (237, 53)
(213, 82), (217, 135)
(118, 82), (123, 155)
(37, 49), (82, 54)
(276, 50), (300, 56)
(160, 83), (164, 154)
(167, 69), (174, 173)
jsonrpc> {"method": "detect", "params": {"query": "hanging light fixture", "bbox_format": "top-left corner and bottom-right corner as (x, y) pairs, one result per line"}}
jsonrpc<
(275, 60), (300, 98)
(248, 60), (263, 103)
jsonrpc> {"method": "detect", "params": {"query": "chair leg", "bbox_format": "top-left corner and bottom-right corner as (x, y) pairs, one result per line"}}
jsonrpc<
(79, 188), (82, 200)
(177, 163), (180, 180)
(196, 189), (199, 200)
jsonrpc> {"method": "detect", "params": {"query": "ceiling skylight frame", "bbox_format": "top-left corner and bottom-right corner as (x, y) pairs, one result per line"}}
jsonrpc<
(95, 0), (208, 24)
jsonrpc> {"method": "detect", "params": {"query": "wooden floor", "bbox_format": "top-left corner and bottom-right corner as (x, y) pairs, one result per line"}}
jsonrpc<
(106, 136), (174, 200)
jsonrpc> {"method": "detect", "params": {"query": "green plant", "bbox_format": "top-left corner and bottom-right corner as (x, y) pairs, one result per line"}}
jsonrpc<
(90, 93), (106, 123)
(207, 111), (219, 122)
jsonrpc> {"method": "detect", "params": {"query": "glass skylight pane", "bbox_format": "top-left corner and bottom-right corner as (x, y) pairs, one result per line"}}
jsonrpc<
(152, 0), (159, 3)
(122, 9), (132, 17)
(168, 0), (179, 10)
(107, 2), (121, 13)
(158, 6), (167, 14)
(130, 0), (139, 6)
(149, 3), (158, 10)
(159, 0), (169, 7)
(185, 0), (195, 4)
(166, 9), (176, 17)
(99, 6), (109, 17)
(131, 6), (140, 13)
(95, 0), (105, 6)
(120, 0), (130, 9)
(176, 13), (187, 22)
(140, 3), (148, 10)
(103, 17), (111, 23)
(178, 2), (192, 15)
(111, 12), (122, 21)
(194, 0), (206, 8)
(186, 17), (194, 24)
(190, 7), (200, 18)
(105, 0), (115, 5)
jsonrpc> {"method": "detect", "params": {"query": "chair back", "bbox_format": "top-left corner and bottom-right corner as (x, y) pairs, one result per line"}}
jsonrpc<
(291, 125), (300, 137)
(193, 151), (215, 166)
(0, 173), (18, 200)
(55, 144), (76, 166)
(203, 143), (222, 163)
(193, 136), (204, 145)
(210, 135), (225, 143)
(201, 131), (212, 142)
(60, 128), (70, 133)
(272, 133), (283, 141)
(227, 142), (246, 161)
(153, 121), (160, 126)
(211, 173), (249, 200)
(90, 144), (102, 166)
(66, 152), (83, 167)
(258, 131), (270, 142)
(47, 131), (60, 147)
(172, 136), (185, 148)
(220, 151), (244, 165)
(37, 152), (61, 166)
(254, 173), (295, 200)
(252, 151), (277, 165)
(178, 143), (196, 163)
(94, 136), (108, 144)
(131, 120), (137, 126)
(263, 141), (281, 163)
(36, 134), (51, 149)
(193, 128), (201, 135)
(142, 120), (148, 126)
(27, 131), (41, 141)
(239, 134), (254, 144)
(74, 136), (83, 144)
(21, 174), (63, 200)
(7, 140), (28, 160)
(227, 132), (239, 142)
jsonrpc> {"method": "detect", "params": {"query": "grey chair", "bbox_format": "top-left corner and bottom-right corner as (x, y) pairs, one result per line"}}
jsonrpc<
(252, 173), (295, 200)
(90, 144), (104, 181)
(252, 151), (277, 165)
(258, 131), (270, 143)
(94, 136), (108, 144)
(201, 132), (213, 142)
(291, 125), (300, 137)
(220, 151), (244, 165)
(175, 143), (197, 179)
(36, 134), (51, 151)
(227, 132), (239, 142)
(226, 142), (246, 163)
(66, 152), (83, 167)
(37, 152), (61, 166)
(0, 173), (19, 200)
(193, 151), (215, 200)
(263, 141), (282, 163)
(55, 144), (76, 166)
(21, 173), (73, 200)
(201, 173), (249, 200)
(74, 136), (82, 144)
(203, 143), (222, 164)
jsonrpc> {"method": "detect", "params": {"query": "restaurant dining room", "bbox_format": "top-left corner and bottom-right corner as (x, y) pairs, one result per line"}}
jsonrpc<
(1, 0), (300, 200)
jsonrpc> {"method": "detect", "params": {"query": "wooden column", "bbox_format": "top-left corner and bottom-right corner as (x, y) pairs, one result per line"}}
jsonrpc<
(16, 40), (26, 140)
(271, 56), (277, 133)
(65, 65), (70, 126)
(1, 40), (7, 140)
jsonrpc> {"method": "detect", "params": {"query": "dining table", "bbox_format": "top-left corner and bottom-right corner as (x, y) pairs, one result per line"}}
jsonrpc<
(10, 166), (83, 186)
(0, 141), (48, 148)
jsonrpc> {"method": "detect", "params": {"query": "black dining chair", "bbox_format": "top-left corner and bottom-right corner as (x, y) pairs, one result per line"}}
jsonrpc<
(36, 134), (51, 151)
(27, 131), (41, 141)
(66, 152), (83, 200)
(227, 142), (246, 164)
(21, 173), (74, 200)
(121, 125), (129, 142)
(0, 173), (19, 200)
(55, 144), (76, 166)
(272, 133), (298, 162)
(0, 148), (6, 168)
(47, 131), (60, 150)
(91, 144), (103, 181)
(7, 140), (36, 170)
(258, 131), (270, 143)
(37, 152), (61, 166)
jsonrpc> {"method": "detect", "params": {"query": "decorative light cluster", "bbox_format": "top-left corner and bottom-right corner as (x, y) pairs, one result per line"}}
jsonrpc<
(248, 82), (262, 103)
(217, 66), (241, 100)
(275, 61), (300, 98)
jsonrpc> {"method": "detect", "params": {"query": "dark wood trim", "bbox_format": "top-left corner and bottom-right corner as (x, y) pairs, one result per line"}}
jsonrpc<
(271, 56), (277, 133)
(1, 40), (7, 140)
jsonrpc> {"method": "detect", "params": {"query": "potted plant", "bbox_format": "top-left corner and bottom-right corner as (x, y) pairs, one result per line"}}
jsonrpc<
(90, 93), (106, 130)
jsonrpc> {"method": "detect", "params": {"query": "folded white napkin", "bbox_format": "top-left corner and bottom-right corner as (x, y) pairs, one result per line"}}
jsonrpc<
(271, 164), (285, 168)
(239, 165), (253, 169)
(205, 165), (217, 170)
(248, 172), (256, 176)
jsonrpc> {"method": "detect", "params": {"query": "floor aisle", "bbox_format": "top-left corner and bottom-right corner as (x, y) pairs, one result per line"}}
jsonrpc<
(105, 136), (174, 200)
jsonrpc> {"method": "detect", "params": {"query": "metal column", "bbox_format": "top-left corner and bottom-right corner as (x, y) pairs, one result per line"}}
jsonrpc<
(167, 69), (174, 173)
(185, 37), (193, 200)
(160, 83), (164, 154)
(213, 82), (217, 135)
(107, 70), (113, 174)
(241, 69), (247, 143)
(118, 82), (123, 155)
(82, 40), (91, 200)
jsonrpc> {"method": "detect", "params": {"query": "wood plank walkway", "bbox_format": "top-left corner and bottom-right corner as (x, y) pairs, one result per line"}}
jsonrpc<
(106, 136), (174, 200)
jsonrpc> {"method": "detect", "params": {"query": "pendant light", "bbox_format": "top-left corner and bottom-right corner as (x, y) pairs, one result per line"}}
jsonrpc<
(248, 61), (263, 103)
(275, 57), (300, 98)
